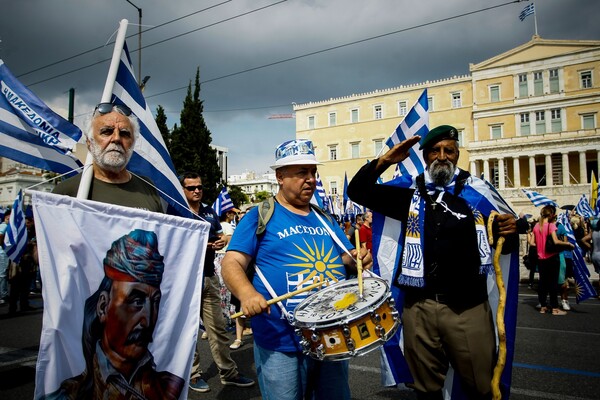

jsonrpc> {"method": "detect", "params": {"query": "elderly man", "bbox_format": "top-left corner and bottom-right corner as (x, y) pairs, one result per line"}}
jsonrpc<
(348, 125), (518, 400)
(179, 172), (255, 393)
(53, 102), (162, 213)
(44, 229), (184, 400)
(222, 139), (372, 400)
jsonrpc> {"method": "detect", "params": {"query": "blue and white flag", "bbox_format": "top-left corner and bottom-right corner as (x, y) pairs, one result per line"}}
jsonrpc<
(0, 60), (83, 175)
(522, 188), (558, 208)
(384, 89), (428, 177)
(3, 190), (27, 263)
(575, 194), (595, 218)
(32, 191), (210, 400)
(311, 172), (329, 212)
(519, 3), (535, 21)
(111, 42), (193, 218)
(211, 187), (234, 216)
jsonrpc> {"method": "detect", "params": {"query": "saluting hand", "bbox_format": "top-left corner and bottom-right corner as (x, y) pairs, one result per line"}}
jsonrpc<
(377, 136), (421, 170)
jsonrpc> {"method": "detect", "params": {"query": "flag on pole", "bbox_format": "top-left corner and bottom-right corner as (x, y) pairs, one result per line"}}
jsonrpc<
(3, 190), (28, 263)
(519, 3), (535, 21)
(575, 194), (595, 218)
(110, 42), (193, 218)
(0, 60), (83, 175)
(384, 89), (429, 177)
(211, 187), (234, 216)
(522, 188), (558, 208)
(343, 172), (349, 212)
(312, 172), (330, 212)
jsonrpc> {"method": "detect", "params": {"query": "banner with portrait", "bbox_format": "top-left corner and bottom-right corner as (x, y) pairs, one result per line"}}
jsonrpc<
(31, 191), (209, 400)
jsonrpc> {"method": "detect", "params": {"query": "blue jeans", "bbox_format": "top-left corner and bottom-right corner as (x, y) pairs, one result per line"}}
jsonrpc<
(254, 342), (350, 400)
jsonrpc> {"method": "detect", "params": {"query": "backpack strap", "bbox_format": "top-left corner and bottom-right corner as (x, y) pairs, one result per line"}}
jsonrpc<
(256, 197), (275, 236)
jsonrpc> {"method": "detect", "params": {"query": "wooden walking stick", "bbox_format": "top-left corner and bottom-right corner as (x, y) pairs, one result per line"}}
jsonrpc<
(488, 211), (506, 400)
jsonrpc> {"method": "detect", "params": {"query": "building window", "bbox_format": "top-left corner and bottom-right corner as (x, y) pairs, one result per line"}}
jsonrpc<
(427, 97), (434, 112)
(520, 113), (530, 135)
(490, 125), (502, 140)
(535, 111), (546, 134)
(373, 139), (383, 156)
(490, 85), (500, 102)
(374, 105), (383, 120)
(330, 181), (338, 195)
(351, 108), (359, 123)
(398, 101), (407, 116)
(582, 113), (596, 130)
(328, 112), (337, 126)
(457, 129), (464, 147)
(329, 145), (338, 160)
(351, 142), (360, 158)
(549, 69), (559, 93)
(308, 115), (315, 129)
(581, 70), (592, 89)
(550, 109), (562, 132)
(451, 92), (462, 108)
(518, 73), (528, 97)
(533, 71), (543, 96)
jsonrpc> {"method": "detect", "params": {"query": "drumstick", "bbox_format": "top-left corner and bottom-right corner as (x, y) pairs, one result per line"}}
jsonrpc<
(354, 229), (364, 298)
(231, 279), (327, 319)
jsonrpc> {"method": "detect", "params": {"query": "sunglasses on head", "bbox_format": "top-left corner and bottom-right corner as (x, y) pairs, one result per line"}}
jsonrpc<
(184, 185), (203, 191)
(94, 103), (132, 116)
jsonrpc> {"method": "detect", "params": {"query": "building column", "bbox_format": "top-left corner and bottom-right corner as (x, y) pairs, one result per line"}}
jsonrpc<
(529, 155), (536, 187)
(579, 151), (587, 184)
(562, 153), (569, 186)
(483, 159), (490, 182)
(498, 158), (506, 189)
(470, 160), (477, 177)
(545, 154), (553, 186)
(513, 157), (521, 187)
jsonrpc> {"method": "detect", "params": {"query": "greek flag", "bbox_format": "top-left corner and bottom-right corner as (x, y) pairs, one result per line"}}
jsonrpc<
(312, 172), (330, 212)
(522, 188), (558, 208)
(0, 60), (82, 175)
(211, 187), (234, 216)
(3, 190), (27, 263)
(519, 3), (535, 21)
(111, 42), (193, 218)
(575, 194), (595, 218)
(384, 89), (428, 177)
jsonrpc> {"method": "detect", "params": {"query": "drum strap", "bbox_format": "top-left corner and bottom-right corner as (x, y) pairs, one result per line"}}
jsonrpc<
(254, 265), (293, 322)
(312, 210), (355, 263)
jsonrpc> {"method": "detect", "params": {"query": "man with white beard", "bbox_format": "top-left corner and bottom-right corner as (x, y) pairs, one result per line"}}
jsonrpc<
(53, 102), (163, 213)
(348, 125), (518, 400)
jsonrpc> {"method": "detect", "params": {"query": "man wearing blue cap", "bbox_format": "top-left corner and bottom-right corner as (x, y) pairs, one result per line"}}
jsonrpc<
(43, 229), (184, 400)
(348, 126), (518, 400)
(222, 139), (373, 400)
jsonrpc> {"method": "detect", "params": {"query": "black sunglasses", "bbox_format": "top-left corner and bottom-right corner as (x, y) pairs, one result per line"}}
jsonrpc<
(94, 103), (132, 116)
(184, 185), (203, 191)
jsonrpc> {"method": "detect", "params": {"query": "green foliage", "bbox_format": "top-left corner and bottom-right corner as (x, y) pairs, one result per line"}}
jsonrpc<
(228, 185), (249, 206)
(254, 190), (271, 202)
(155, 105), (170, 153)
(168, 68), (223, 202)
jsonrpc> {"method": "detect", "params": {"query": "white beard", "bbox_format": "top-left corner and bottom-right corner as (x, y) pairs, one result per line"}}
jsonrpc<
(429, 159), (456, 187)
(89, 140), (133, 173)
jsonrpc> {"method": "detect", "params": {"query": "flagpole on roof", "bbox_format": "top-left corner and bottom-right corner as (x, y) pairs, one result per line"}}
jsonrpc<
(533, 2), (538, 36)
(76, 19), (130, 200)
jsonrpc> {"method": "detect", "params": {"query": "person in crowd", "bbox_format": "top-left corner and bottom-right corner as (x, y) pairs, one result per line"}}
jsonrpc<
(526, 220), (539, 290)
(582, 218), (600, 298)
(53, 102), (162, 213)
(43, 230), (185, 400)
(8, 238), (37, 315)
(221, 139), (372, 400)
(532, 205), (574, 315)
(359, 210), (373, 251)
(0, 210), (11, 305)
(556, 219), (574, 310)
(347, 125), (518, 400)
(180, 172), (254, 393)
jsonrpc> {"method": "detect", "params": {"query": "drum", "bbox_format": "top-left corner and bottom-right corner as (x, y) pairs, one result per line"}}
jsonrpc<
(292, 277), (399, 361)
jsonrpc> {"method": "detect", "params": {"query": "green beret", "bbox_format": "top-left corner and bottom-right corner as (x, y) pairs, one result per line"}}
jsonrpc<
(419, 125), (459, 150)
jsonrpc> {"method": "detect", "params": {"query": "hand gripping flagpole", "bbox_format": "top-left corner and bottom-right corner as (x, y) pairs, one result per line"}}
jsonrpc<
(76, 19), (130, 200)
(487, 211), (506, 400)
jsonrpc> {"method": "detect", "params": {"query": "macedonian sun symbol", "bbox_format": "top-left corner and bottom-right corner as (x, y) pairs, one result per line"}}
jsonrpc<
(285, 237), (346, 286)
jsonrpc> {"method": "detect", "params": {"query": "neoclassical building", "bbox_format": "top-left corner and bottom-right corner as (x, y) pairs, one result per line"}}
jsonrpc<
(294, 36), (600, 215)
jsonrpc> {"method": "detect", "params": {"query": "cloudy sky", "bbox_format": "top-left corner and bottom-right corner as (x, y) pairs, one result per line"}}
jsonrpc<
(2, 0), (599, 175)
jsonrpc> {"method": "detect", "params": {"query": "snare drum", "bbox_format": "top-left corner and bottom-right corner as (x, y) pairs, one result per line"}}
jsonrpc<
(292, 277), (399, 361)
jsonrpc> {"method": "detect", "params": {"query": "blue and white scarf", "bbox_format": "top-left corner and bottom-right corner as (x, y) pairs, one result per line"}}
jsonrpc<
(397, 169), (493, 287)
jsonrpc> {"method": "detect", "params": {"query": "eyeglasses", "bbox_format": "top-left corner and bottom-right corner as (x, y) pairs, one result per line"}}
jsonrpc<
(184, 185), (203, 191)
(94, 103), (132, 116)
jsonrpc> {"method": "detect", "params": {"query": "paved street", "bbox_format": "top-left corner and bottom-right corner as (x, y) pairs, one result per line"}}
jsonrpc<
(1, 275), (599, 400)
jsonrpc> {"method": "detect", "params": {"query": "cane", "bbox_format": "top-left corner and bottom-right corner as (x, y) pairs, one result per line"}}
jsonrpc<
(488, 211), (506, 400)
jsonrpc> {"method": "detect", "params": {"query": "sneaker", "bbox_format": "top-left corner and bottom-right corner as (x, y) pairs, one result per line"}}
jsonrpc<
(189, 377), (210, 392)
(229, 339), (244, 350)
(561, 300), (571, 311)
(201, 331), (208, 340)
(221, 374), (255, 388)
(535, 303), (541, 310)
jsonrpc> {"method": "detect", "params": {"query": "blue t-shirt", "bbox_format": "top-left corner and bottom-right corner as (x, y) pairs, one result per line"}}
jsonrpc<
(227, 203), (353, 352)
(556, 223), (572, 259)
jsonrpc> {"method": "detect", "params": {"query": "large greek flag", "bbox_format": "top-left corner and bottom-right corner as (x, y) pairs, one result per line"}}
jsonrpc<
(32, 191), (210, 400)
(111, 43), (193, 218)
(522, 188), (558, 208)
(3, 190), (27, 263)
(0, 60), (82, 175)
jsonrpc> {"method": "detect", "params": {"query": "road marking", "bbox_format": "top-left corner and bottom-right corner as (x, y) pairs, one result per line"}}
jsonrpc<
(0, 346), (39, 368)
(511, 387), (596, 400)
(513, 362), (600, 378)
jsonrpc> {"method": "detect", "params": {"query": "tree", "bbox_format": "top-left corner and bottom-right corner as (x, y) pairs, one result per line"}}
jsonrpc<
(155, 105), (171, 153)
(228, 185), (249, 206)
(254, 190), (271, 202)
(168, 68), (222, 202)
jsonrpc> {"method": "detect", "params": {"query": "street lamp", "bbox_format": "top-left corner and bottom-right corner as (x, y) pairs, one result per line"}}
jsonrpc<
(125, 0), (142, 84)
